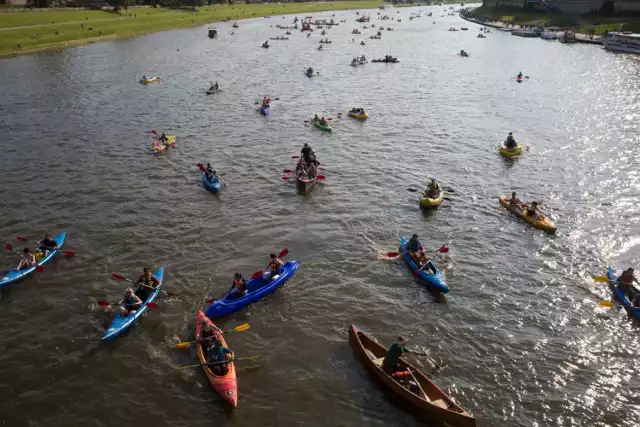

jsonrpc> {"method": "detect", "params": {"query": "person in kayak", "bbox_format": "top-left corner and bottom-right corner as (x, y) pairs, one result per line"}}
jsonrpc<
(424, 179), (441, 198)
(382, 336), (412, 374)
(506, 192), (522, 207)
(142, 75), (147, 81)
(199, 317), (217, 351)
(38, 233), (58, 256)
(407, 234), (429, 266)
(228, 272), (247, 300)
(209, 82), (219, 91)
(264, 253), (284, 281)
(301, 143), (314, 164)
(616, 268), (639, 300)
(208, 338), (233, 376)
(17, 248), (36, 270)
(523, 201), (539, 218)
(159, 132), (168, 144)
(517, 72), (523, 79)
(119, 287), (143, 316)
(505, 132), (517, 148)
(135, 267), (160, 301)
(319, 117), (328, 125)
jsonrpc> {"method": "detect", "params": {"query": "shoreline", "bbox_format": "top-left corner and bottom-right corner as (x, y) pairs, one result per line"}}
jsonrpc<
(1, 1), (393, 59)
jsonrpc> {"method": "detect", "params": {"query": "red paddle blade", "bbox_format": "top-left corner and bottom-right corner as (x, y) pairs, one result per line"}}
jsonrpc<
(291, 155), (300, 159)
(437, 245), (449, 253)
(387, 251), (399, 258)
(111, 273), (127, 281)
(279, 248), (289, 258)
(327, 117), (333, 121)
(98, 300), (110, 307)
(206, 298), (215, 304)
(6, 243), (13, 251)
(281, 177), (290, 181)
(283, 169), (293, 174)
(35, 266), (44, 273)
(316, 175), (326, 180)
(250, 270), (263, 280)
(165, 291), (176, 296)
(303, 120), (310, 123)
(413, 269), (422, 277)
(151, 130), (157, 134)
(146, 302), (158, 309)
(62, 251), (75, 257)
(318, 168), (325, 171)
(17, 236), (28, 242)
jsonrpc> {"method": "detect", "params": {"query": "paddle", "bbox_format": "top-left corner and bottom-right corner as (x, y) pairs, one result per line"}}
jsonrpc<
(15, 237), (73, 256)
(599, 300), (615, 308)
(175, 323), (251, 349)
(593, 275), (609, 283)
(111, 273), (176, 296)
(283, 168), (325, 173)
(5, 244), (45, 272)
(412, 245), (449, 277)
(178, 355), (262, 369)
(387, 244), (449, 260)
(282, 175), (324, 181)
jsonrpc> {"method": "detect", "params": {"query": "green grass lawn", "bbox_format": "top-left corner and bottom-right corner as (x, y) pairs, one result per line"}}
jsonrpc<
(1, 1), (388, 57)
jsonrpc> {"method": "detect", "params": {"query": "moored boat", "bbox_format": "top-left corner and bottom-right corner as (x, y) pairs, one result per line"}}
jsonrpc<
(603, 32), (640, 54)
(103, 266), (164, 342)
(348, 325), (476, 427)
(195, 310), (238, 407)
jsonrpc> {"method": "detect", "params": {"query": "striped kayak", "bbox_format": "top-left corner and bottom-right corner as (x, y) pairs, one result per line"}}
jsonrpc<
(202, 172), (222, 193)
(206, 261), (299, 317)
(196, 310), (238, 407)
(607, 267), (640, 321)
(0, 232), (67, 288)
(102, 266), (164, 342)
(312, 120), (331, 132)
(399, 236), (448, 293)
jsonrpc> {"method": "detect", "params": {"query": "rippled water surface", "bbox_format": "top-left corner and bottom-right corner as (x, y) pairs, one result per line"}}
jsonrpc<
(1, 5), (639, 427)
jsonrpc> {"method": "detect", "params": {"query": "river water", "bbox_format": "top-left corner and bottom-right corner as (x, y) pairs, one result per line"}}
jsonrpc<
(1, 5), (639, 427)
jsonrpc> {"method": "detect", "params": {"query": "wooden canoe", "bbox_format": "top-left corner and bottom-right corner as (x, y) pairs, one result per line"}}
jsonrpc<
(296, 176), (316, 193)
(348, 325), (476, 427)
(195, 310), (238, 407)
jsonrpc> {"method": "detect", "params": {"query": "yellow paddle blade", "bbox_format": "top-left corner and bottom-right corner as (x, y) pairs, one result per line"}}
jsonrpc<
(175, 341), (194, 349)
(593, 275), (609, 283)
(599, 300), (615, 308)
(233, 323), (250, 332)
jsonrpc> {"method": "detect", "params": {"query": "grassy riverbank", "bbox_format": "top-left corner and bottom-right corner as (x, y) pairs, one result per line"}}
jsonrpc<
(0, 1), (394, 58)
(468, 6), (640, 34)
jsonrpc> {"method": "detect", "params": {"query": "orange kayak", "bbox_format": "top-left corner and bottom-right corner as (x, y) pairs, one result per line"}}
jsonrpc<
(499, 195), (556, 233)
(195, 310), (238, 407)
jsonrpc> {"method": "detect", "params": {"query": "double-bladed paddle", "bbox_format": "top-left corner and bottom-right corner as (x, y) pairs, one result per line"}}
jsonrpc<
(178, 355), (262, 369)
(386, 244), (449, 259)
(5, 244), (45, 272)
(15, 237), (74, 256)
(111, 272), (176, 296)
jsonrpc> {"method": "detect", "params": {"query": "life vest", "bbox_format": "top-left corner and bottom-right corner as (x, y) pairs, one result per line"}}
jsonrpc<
(269, 260), (280, 272)
(124, 295), (137, 306)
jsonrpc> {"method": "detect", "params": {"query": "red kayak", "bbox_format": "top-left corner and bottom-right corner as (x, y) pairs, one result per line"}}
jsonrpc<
(195, 310), (238, 407)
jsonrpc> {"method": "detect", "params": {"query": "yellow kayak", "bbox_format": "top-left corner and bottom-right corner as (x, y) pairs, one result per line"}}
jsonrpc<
(348, 110), (368, 120)
(419, 190), (443, 207)
(141, 77), (160, 84)
(499, 143), (522, 157)
(165, 135), (176, 147)
(499, 195), (556, 233)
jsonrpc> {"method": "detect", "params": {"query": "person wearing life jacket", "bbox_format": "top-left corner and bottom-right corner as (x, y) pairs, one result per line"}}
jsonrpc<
(199, 317), (217, 351)
(616, 268), (639, 300)
(264, 253), (284, 281)
(119, 287), (143, 316)
(382, 336), (412, 374)
(135, 267), (160, 301)
(38, 233), (58, 256)
(208, 337), (233, 376)
(17, 247), (36, 271)
(425, 179), (441, 198)
(505, 132), (517, 148)
(228, 272), (247, 300)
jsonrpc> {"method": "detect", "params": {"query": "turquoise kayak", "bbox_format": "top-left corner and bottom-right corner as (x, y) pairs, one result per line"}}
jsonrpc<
(399, 236), (448, 293)
(0, 232), (67, 288)
(202, 172), (222, 193)
(103, 266), (164, 342)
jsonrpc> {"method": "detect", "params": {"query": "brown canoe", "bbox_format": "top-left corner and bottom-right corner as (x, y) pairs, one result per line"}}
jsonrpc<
(348, 325), (476, 427)
(296, 176), (316, 193)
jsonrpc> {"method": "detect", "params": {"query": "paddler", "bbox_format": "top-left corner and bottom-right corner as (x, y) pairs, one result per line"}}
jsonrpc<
(264, 253), (284, 281)
(523, 201), (539, 218)
(159, 132), (168, 144)
(301, 143), (313, 164)
(228, 272), (247, 300)
(407, 234), (430, 267)
(505, 132), (517, 148)
(209, 81), (219, 91)
(319, 117), (328, 125)
(208, 337), (233, 376)
(16, 247), (36, 271)
(517, 71), (523, 79)
(382, 336), (412, 374)
(199, 317), (216, 350)
(506, 192), (521, 207)
(616, 268), (639, 300)
(38, 233), (58, 256)
(424, 179), (441, 198)
(118, 287), (143, 316)
(135, 267), (160, 301)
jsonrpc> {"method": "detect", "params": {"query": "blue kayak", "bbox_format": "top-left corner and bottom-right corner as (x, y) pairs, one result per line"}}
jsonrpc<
(103, 266), (164, 343)
(202, 172), (222, 193)
(0, 232), (67, 288)
(259, 106), (270, 116)
(607, 266), (640, 321)
(399, 236), (449, 293)
(206, 260), (299, 317)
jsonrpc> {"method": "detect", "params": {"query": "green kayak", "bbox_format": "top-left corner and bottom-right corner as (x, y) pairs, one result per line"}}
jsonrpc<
(312, 119), (332, 132)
